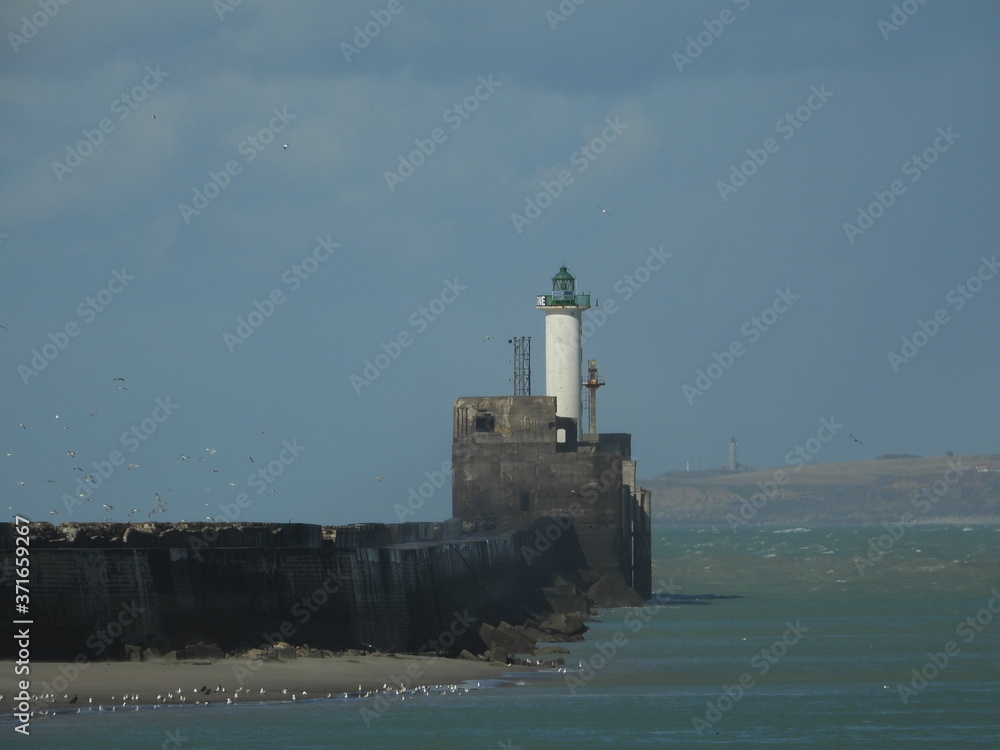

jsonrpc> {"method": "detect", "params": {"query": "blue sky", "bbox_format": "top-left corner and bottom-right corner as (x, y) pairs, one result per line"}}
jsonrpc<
(2, 0), (998, 525)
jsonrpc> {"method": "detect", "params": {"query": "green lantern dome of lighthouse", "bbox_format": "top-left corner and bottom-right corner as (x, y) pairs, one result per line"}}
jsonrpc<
(537, 265), (590, 308)
(551, 265), (575, 293)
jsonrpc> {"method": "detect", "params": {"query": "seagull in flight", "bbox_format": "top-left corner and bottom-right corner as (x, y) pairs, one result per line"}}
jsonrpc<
(598, 206), (611, 215)
(850, 434), (863, 445)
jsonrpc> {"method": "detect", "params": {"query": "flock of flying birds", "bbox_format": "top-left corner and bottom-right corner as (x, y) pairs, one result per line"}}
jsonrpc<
(6, 223), (634, 524)
(5, 377), (278, 523)
(13, 678), (497, 718)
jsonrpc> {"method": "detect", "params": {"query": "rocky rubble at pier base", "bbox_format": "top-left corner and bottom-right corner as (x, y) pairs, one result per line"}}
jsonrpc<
(472, 610), (588, 665)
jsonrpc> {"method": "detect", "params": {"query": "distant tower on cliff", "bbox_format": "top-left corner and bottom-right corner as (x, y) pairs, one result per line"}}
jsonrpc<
(536, 266), (590, 436)
(729, 436), (738, 471)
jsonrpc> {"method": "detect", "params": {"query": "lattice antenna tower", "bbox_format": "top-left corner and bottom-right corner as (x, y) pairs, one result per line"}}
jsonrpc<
(509, 336), (531, 396)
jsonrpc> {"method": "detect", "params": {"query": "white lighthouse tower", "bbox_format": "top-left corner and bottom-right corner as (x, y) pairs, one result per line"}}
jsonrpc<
(536, 266), (590, 428)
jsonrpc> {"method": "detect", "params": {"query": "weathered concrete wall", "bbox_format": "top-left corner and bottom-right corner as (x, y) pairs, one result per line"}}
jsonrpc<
(0, 520), (583, 660)
(452, 396), (652, 598)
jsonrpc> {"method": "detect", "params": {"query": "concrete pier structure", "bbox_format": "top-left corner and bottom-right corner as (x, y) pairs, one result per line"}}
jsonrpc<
(0, 520), (585, 660)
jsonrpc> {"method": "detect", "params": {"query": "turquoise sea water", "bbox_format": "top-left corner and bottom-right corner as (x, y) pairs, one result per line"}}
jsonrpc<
(10, 525), (1000, 749)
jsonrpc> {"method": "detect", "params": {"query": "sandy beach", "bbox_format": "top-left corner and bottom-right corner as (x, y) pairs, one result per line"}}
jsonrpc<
(1, 654), (531, 713)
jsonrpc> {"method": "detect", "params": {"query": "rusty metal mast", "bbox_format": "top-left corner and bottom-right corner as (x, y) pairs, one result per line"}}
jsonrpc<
(582, 358), (605, 435)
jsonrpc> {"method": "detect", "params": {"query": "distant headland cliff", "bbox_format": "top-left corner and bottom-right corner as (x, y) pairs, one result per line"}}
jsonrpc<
(644, 454), (1000, 527)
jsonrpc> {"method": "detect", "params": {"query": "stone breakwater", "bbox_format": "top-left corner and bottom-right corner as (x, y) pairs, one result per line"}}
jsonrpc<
(0, 519), (600, 661)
